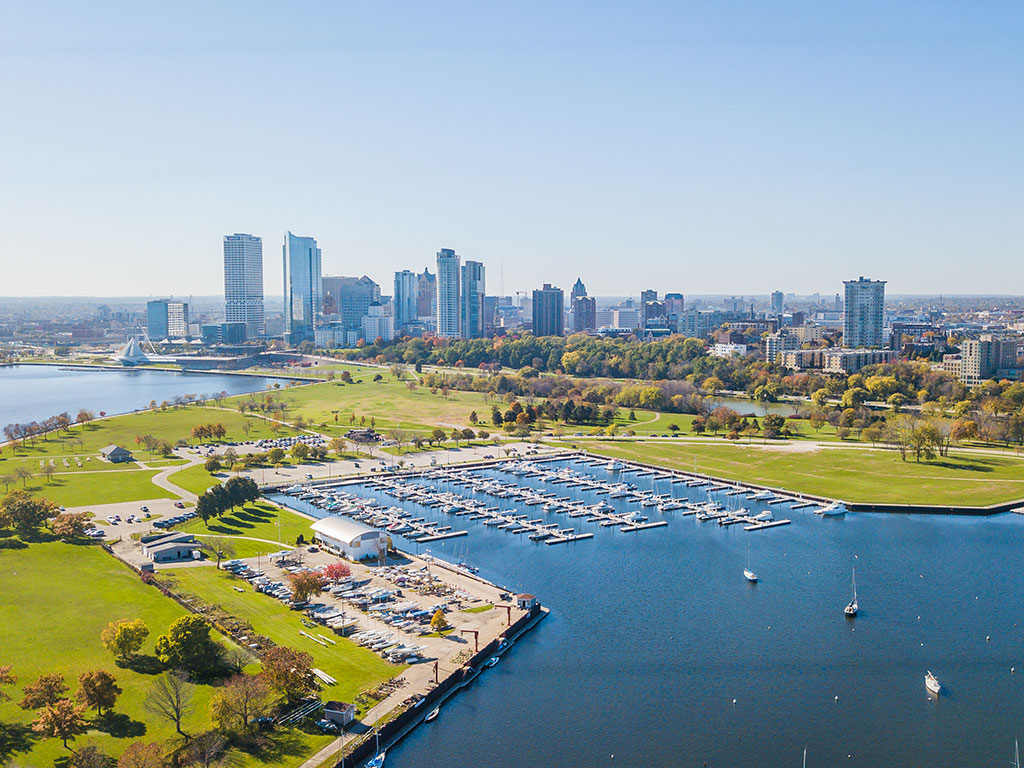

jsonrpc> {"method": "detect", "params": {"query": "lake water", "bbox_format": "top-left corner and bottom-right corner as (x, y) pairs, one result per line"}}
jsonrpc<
(276, 459), (1024, 767)
(0, 365), (281, 427)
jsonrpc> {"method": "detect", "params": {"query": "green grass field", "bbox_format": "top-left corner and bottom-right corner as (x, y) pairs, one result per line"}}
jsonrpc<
(166, 464), (223, 496)
(590, 441), (1024, 506)
(167, 568), (402, 705)
(0, 542), (216, 765)
(20, 469), (178, 507)
(176, 502), (313, 557)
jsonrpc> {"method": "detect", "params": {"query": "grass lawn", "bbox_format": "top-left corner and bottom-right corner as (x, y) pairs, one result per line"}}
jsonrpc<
(176, 502), (314, 556)
(166, 567), (402, 706)
(167, 464), (224, 496)
(590, 440), (1024, 506)
(0, 542), (216, 765)
(21, 469), (177, 507)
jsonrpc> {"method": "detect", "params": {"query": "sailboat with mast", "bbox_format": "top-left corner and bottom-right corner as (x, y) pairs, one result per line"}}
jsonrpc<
(743, 543), (758, 583)
(844, 568), (858, 617)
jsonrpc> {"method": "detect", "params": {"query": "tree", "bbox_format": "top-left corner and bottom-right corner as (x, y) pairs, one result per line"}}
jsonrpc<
(68, 745), (112, 768)
(430, 609), (449, 632)
(290, 442), (310, 462)
(145, 671), (194, 736)
(950, 419), (978, 444)
(430, 428), (446, 446)
(32, 698), (88, 749)
(762, 414), (786, 440)
(209, 674), (274, 733)
(259, 646), (315, 702)
(200, 537), (236, 569)
(19, 672), (69, 710)
(204, 457), (222, 473)
(154, 616), (222, 673)
(0, 474), (14, 492)
(288, 570), (326, 603)
(0, 664), (16, 701)
(1, 489), (54, 535)
(102, 618), (150, 660)
(266, 447), (285, 464)
(117, 742), (167, 768)
(51, 511), (92, 538)
(182, 731), (232, 768)
(76, 669), (121, 715)
(322, 562), (351, 582)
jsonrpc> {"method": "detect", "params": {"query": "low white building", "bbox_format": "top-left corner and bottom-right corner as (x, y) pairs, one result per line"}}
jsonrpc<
(310, 516), (387, 560)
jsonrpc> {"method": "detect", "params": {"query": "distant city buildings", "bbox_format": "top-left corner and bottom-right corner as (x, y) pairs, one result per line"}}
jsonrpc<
(394, 270), (418, 331)
(943, 335), (1020, 386)
(223, 234), (264, 338)
(322, 275), (380, 327)
(570, 278), (595, 332)
(283, 232), (322, 344)
(416, 268), (437, 324)
(532, 284), (564, 337)
(770, 290), (784, 315)
(146, 299), (188, 340)
(843, 277), (886, 348)
(460, 260), (486, 339)
(436, 248), (461, 338)
(361, 301), (395, 343)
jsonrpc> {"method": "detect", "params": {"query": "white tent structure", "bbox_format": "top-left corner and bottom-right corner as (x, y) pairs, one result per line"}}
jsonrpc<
(111, 336), (176, 366)
(310, 517), (387, 560)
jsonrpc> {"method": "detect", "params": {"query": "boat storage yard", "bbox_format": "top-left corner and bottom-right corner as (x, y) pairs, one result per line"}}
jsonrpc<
(271, 453), (845, 554)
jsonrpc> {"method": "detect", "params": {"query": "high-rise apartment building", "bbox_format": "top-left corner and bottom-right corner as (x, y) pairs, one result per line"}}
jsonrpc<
(283, 232), (322, 344)
(532, 284), (564, 337)
(460, 260), (486, 339)
(573, 296), (596, 332)
(436, 249), (461, 338)
(322, 275), (380, 327)
(146, 299), (189, 340)
(223, 233), (264, 337)
(843, 277), (886, 348)
(394, 270), (418, 330)
(770, 290), (784, 315)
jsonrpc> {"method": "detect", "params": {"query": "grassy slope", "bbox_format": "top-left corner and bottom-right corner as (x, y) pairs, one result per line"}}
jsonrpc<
(176, 502), (313, 557)
(0, 543), (214, 764)
(167, 568), (402, 706)
(590, 440), (1024, 506)
(20, 469), (178, 507)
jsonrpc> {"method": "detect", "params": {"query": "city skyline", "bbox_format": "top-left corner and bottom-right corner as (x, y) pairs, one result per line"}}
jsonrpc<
(2, 3), (1022, 297)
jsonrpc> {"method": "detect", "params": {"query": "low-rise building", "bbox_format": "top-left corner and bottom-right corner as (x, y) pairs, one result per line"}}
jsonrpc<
(821, 348), (897, 374)
(99, 445), (133, 463)
(141, 532), (201, 563)
(323, 701), (356, 727)
(711, 343), (748, 358)
(310, 517), (387, 560)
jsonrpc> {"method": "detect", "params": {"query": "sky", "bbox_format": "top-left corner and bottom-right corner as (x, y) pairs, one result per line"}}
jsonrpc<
(0, 1), (1021, 298)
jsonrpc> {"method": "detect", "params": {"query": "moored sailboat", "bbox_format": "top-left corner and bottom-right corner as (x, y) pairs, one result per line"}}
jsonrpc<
(844, 568), (858, 617)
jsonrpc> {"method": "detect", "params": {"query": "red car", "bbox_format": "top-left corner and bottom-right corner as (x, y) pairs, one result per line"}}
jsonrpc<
(173, 502), (186, 509)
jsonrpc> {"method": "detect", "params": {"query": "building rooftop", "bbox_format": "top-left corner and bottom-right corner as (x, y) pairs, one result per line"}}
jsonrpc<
(311, 516), (381, 545)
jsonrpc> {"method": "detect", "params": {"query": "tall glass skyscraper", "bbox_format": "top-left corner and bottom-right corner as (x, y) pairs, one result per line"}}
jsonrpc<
(460, 260), (485, 339)
(283, 232), (322, 344)
(436, 248), (461, 338)
(394, 270), (418, 331)
(223, 233), (264, 337)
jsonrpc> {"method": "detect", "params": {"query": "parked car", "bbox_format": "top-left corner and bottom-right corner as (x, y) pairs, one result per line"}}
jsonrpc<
(173, 501), (185, 509)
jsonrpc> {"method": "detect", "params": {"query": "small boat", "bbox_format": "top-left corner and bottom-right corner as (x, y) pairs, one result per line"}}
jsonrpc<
(425, 707), (439, 722)
(844, 568), (858, 617)
(484, 656), (499, 668)
(744, 543), (758, 583)
(925, 670), (941, 696)
(815, 501), (845, 516)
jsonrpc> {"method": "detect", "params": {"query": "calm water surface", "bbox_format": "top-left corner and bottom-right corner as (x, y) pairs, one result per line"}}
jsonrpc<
(0, 364), (280, 427)
(279, 460), (1024, 767)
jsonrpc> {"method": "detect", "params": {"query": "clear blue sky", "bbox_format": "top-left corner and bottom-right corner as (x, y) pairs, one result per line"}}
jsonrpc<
(1, 1), (1021, 297)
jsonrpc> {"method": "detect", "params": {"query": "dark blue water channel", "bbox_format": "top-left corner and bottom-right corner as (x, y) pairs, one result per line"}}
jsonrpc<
(275, 459), (1024, 767)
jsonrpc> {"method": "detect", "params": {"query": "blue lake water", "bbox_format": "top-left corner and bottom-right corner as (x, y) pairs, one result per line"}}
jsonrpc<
(0, 364), (282, 427)
(276, 459), (1024, 767)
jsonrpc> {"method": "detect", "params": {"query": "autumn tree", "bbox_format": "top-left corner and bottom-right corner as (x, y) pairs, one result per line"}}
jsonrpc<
(1, 490), (55, 536)
(154, 616), (222, 673)
(209, 674), (274, 733)
(322, 562), (351, 582)
(259, 646), (315, 702)
(19, 672), (69, 710)
(101, 618), (150, 661)
(76, 669), (122, 715)
(118, 742), (167, 768)
(144, 671), (194, 736)
(51, 511), (92, 538)
(68, 745), (112, 768)
(430, 609), (449, 632)
(287, 570), (325, 603)
(32, 698), (88, 749)
(0, 664), (16, 701)
(291, 442), (310, 462)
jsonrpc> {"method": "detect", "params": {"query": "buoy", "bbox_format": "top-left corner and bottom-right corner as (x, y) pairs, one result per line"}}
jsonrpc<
(732, 698), (737, 706)
(986, 635), (990, 641)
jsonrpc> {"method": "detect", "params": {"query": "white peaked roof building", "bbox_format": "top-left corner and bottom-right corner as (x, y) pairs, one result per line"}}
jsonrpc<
(310, 516), (387, 560)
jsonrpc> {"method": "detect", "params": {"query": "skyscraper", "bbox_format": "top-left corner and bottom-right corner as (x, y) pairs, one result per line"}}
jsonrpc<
(843, 277), (886, 348)
(394, 270), (418, 331)
(532, 284), (564, 337)
(146, 299), (189, 340)
(436, 249), (460, 338)
(283, 232), (322, 344)
(770, 290), (784, 315)
(416, 269), (437, 321)
(640, 289), (658, 327)
(460, 260), (486, 339)
(322, 275), (380, 327)
(570, 277), (594, 332)
(570, 277), (587, 304)
(223, 234), (264, 338)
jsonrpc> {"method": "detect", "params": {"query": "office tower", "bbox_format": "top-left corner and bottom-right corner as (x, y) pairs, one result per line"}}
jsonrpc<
(571, 278), (587, 304)
(532, 284), (565, 337)
(223, 233), (264, 337)
(460, 260), (486, 339)
(770, 290), (784, 315)
(146, 299), (189, 340)
(322, 275), (380, 327)
(394, 270), (418, 330)
(843, 277), (886, 348)
(283, 232), (322, 344)
(573, 296), (596, 332)
(416, 269), (437, 320)
(436, 248), (461, 338)
(361, 302), (395, 343)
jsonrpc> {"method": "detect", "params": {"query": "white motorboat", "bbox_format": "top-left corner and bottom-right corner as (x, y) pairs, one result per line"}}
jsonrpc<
(753, 510), (773, 522)
(925, 670), (941, 695)
(815, 501), (845, 516)
(425, 707), (439, 722)
(844, 568), (858, 617)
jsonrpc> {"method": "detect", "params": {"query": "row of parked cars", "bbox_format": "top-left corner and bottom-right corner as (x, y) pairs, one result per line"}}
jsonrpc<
(154, 509), (198, 529)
